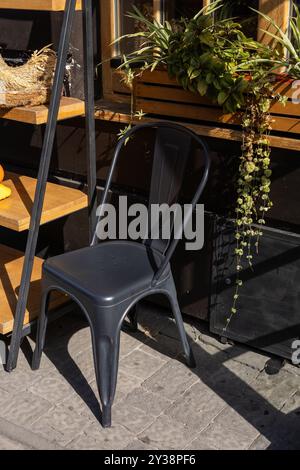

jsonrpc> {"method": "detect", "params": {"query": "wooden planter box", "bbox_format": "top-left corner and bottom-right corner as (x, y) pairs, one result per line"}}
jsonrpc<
(134, 69), (300, 135)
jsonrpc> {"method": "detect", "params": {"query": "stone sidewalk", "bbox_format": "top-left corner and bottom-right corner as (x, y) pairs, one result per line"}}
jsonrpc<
(0, 303), (299, 450)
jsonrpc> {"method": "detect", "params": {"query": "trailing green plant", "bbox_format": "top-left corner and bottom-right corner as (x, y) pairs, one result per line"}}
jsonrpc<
(114, 1), (287, 323)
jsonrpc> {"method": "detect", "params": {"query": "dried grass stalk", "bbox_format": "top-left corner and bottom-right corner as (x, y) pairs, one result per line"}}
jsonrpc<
(0, 46), (56, 108)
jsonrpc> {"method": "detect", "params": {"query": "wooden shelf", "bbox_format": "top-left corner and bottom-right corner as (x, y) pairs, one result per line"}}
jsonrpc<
(95, 100), (300, 152)
(0, 172), (88, 232)
(0, 244), (66, 334)
(0, 0), (82, 11)
(0, 97), (85, 125)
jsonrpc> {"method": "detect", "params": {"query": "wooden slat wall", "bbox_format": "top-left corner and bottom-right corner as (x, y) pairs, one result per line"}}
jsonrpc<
(135, 69), (300, 136)
(258, 0), (291, 43)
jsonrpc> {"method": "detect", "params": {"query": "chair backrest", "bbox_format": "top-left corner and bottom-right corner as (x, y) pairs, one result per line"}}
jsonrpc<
(92, 122), (211, 284)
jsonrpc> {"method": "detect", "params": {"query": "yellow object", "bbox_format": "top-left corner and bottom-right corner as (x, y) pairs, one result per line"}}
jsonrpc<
(0, 165), (4, 183)
(0, 183), (11, 201)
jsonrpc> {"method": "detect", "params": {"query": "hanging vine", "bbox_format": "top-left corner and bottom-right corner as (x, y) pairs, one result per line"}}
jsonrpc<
(114, 1), (288, 323)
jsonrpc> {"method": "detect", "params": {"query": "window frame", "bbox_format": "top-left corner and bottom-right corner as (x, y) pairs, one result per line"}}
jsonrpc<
(100, 0), (292, 102)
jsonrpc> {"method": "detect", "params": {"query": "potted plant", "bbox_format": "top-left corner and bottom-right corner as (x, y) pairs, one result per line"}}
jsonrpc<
(113, 2), (300, 355)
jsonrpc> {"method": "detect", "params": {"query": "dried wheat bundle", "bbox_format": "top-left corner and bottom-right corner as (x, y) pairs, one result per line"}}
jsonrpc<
(0, 46), (56, 108)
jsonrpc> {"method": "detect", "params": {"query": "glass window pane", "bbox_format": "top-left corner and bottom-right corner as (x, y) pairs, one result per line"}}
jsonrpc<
(115, 0), (153, 56)
(217, 0), (259, 38)
(163, 0), (204, 21)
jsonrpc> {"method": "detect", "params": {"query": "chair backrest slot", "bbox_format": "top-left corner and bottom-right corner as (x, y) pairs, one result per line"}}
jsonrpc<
(148, 127), (192, 253)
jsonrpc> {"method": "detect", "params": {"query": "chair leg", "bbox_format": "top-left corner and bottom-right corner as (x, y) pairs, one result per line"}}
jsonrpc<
(90, 307), (123, 428)
(127, 304), (138, 332)
(166, 281), (196, 369)
(32, 291), (50, 370)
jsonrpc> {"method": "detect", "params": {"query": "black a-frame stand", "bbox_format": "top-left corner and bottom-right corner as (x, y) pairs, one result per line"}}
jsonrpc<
(6, 0), (97, 371)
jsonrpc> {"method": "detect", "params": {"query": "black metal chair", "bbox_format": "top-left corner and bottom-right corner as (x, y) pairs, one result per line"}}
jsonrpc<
(32, 122), (211, 428)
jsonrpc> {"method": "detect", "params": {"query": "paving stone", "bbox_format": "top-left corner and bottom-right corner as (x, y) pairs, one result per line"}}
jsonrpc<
(120, 330), (147, 358)
(283, 362), (300, 377)
(122, 387), (172, 418)
(0, 388), (10, 402)
(0, 367), (43, 393)
(165, 381), (226, 430)
(120, 349), (166, 381)
(0, 391), (52, 427)
(232, 394), (278, 434)
(136, 303), (172, 337)
(228, 350), (268, 372)
(61, 370), (144, 424)
(198, 331), (235, 354)
(66, 325), (93, 358)
(60, 380), (101, 422)
(268, 434), (300, 450)
(138, 414), (194, 450)
(205, 359), (261, 404)
(143, 360), (198, 400)
(124, 439), (158, 450)
(115, 371), (144, 403)
(198, 332), (268, 372)
(263, 409), (300, 450)
(63, 391), (101, 423)
(28, 373), (76, 405)
(69, 421), (134, 450)
(0, 434), (28, 450)
(113, 402), (156, 434)
(30, 404), (90, 447)
(185, 435), (219, 450)
(1, 302), (300, 450)
(191, 347), (226, 384)
(42, 317), (91, 366)
(13, 336), (56, 372)
(139, 332), (182, 362)
(199, 406), (259, 450)
(281, 390), (300, 416)
(248, 435), (271, 450)
(61, 348), (96, 385)
(253, 369), (300, 409)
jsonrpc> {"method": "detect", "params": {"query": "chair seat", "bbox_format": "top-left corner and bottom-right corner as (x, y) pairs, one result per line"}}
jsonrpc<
(43, 241), (170, 306)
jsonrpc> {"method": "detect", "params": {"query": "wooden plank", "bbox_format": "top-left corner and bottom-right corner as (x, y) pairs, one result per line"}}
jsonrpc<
(0, 172), (88, 232)
(270, 100), (300, 117)
(272, 79), (295, 98)
(136, 98), (239, 125)
(138, 69), (179, 87)
(0, 97), (85, 125)
(136, 83), (212, 105)
(138, 98), (300, 133)
(0, 244), (67, 334)
(137, 84), (300, 117)
(258, 0), (290, 44)
(270, 115), (300, 133)
(94, 100), (300, 151)
(0, 0), (82, 10)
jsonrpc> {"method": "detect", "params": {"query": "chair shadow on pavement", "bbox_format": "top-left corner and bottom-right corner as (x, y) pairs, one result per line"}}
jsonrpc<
(20, 300), (300, 450)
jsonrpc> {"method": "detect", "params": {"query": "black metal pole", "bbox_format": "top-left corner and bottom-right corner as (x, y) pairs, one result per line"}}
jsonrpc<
(83, 0), (97, 244)
(6, 0), (77, 372)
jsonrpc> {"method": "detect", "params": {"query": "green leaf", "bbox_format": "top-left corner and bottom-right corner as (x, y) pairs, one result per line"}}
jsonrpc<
(206, 72), (214, 84)
(197, 80), (208, 95)
(217, 91), (229, 106)
(190, 70), (201, 80)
